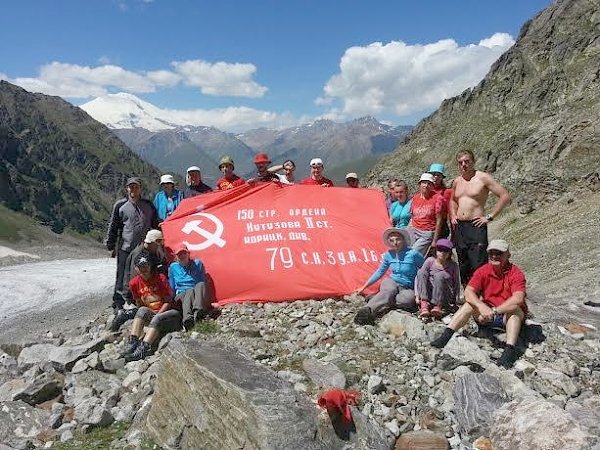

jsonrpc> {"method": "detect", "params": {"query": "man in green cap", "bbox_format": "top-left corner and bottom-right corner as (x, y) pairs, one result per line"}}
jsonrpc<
(216, 156), (246, 190)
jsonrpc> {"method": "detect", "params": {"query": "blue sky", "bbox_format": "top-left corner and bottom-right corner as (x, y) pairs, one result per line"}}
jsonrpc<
(0, 0), (551, 131)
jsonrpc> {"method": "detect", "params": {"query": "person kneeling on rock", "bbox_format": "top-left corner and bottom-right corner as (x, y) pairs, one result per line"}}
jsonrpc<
(354, 228), (425, 325)
(169, 244), (215, 331)
(430, 239), (527, 368)
(124, 250), (182, 362)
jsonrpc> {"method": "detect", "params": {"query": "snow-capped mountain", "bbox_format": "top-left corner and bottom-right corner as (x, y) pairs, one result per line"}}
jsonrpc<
(80, 93), (181, 132)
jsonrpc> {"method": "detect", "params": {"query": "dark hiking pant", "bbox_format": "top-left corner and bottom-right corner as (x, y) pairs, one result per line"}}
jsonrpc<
(113, 249), (131, 309)
(455, 221), (488, 286)
(175, 282), (214, 323)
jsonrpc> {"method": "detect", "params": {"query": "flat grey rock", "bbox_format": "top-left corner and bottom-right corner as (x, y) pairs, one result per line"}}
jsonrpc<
(302, 359), (346, 389)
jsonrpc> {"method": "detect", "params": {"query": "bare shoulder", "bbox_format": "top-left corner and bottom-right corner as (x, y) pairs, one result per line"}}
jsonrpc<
(476, 170), (495, 184)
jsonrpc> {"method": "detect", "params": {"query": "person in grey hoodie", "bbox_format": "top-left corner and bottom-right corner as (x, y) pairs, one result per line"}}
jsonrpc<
(106, 177), (159, 310)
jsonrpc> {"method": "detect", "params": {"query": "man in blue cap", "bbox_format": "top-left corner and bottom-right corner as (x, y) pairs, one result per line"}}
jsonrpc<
(429, 163), (452, 239)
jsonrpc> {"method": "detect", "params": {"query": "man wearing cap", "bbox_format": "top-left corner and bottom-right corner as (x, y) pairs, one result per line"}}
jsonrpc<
(300, 158), (334, 186)
(169, 244), (214, 331)
(183, 166), (213, 198)
(216, 156), (246, 190)
(429, 163), (452, 238)
(407, 173), (444, 256)
(450, 149), (511, 285)
(111, 228), (169, 331)
(431, 239), (527, 368)
(153, 174), (183, 221)
(345, 173), (360, 188)
(354, 227), (425, 325)
(105, 177), (159, 310)
(248, 153), (280, 184)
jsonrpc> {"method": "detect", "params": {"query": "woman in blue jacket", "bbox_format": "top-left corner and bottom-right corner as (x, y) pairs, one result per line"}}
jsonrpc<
(153, 174), (183, 221)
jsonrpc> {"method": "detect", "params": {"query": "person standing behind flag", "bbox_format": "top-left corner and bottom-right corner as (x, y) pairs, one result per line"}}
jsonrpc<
(345, 173), (360, 188)
(183, 166), (213, 198)
(153, 174), (182, 222)
(216, 156), (246, 190)
(389, 181), (411, 229)
(300, 158), (334, 186)
(248, 153), (280, 184)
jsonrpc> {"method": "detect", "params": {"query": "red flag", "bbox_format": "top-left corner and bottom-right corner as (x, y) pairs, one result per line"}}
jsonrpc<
(162, 183), (389, 305)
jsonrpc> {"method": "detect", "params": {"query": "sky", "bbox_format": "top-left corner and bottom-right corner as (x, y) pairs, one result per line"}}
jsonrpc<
(0, 0), (552, 132)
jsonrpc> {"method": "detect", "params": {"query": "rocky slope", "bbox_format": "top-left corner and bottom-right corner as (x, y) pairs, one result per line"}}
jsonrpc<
(0, 81), (162, 236)
(367, 0), (600, 302)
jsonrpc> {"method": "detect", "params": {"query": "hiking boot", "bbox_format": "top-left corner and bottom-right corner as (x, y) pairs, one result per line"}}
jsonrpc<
(110, 308), (137, 332)
(194, 309), (208, 322)
(496, 345), (517, 369)
(183, 317), (195, 332)
(354, 307), (375, 325)
(419, 300), (431, 318)
(431, 328), (455, 348)
(431, 304), (443, 319)
(122, 335), (139, 356)
(125, 340), (151, 362)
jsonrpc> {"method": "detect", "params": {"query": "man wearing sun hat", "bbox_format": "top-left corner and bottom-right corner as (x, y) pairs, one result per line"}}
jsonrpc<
(106, 176), (159, 310)
(153, 174), (183, 221)
(183, 166), (213, 198)
(300, 158), (334, 187)
(428, 163), (452, 238)
(431, 239), (527, 368)
(248, 153), (280, 184)
(216, 156), (246, 190)
(354, 227), (425, 325)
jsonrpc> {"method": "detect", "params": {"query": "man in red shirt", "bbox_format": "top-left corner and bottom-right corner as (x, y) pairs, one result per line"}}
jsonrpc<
(431, 239), (527, 368)
(300, 158), (334, 186)
(216, 156), (246, 190)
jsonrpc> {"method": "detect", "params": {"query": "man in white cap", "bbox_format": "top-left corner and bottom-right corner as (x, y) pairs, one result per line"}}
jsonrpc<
(345, 173), (360, 188)
(300, 158), (334, 186)
(431, 239), (527, 368)
(183, 166), (213, 198)
(153, 174), (183, 222)
(106, 176), (159, 310)
(112, 228), (168, 331)
(407, 173), (445, 255)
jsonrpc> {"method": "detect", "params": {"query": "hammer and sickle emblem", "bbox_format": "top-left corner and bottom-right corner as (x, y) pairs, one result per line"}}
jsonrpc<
(181, 213), (226, 250)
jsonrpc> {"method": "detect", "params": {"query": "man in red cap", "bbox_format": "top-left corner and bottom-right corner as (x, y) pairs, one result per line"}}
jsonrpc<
(248, 153), (279, 184)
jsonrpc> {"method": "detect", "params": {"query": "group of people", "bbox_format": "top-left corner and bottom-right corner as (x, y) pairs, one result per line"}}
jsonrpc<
(105, 148), (526, 367)
(355, 149), (526, 368)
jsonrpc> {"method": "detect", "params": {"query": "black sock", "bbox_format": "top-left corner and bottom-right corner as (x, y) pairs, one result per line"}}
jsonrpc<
(431, 327), (455, 348)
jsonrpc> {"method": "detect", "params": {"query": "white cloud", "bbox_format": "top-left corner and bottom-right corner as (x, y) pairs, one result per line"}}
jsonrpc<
(3, 59), (267, 100)
(171, 60), (268, 98)
(319, 32), (515, 120)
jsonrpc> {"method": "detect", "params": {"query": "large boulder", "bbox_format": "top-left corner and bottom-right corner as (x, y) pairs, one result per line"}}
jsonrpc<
(379, 311), (428, 340)
(17, 337), (106, 372)
(453, 373), (508, 435)
(490, 397), (593, 450)
(143, 340), (391, 450)
(0, 401), (50, 449)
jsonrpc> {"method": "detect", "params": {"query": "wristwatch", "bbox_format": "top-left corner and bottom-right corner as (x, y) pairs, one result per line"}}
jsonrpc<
(485, 214), (494, 221)
(491, 307), (498, 315)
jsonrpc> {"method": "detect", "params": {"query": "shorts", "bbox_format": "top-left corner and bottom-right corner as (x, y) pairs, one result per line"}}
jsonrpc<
(479, 313), (505, 330)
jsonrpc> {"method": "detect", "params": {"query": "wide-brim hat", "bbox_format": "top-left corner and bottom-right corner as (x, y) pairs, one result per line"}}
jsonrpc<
(382, 227), (412, 248)
(428, 163), (446, 177)
(219, 156), (235, 169)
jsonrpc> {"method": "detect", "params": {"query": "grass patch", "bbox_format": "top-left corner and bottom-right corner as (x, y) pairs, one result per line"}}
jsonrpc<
(190, 320), (220, 334)
(53, 422), (161, 450)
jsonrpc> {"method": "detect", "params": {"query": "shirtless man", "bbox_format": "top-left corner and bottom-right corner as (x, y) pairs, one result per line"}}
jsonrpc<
(450, 149), (511, 285)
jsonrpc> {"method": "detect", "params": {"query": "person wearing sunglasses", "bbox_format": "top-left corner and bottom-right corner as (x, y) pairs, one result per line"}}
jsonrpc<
(430, 239), (527, 368)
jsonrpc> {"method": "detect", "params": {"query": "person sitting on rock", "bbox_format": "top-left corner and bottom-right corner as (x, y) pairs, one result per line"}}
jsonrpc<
(415, 238), (460, 319)
(169, 244), (215, 331)
(248, 153), (280, 184)
(216, 156), (246, 190)
(430, 239), (527, 368)
(123, 251), (181, 362)
(183, 166), (213, 198)
(389, 180), (411, 229)
(300, 158), (334, 186)
(153, 174), (183, 222)
(407, 173), (445, 256)
(354, 228), (425, 325)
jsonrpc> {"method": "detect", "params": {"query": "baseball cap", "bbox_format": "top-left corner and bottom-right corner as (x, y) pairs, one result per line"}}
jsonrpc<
(310, 158), (324, 167)
(174, 244), (189, 255)
(253, 153), (271, 164)
(419, 173), (435, 183)
(428, 163), (446, 177)
(126, 177), (141, 186)
(186, 166), (201, 173)
(160, 174), (175, 184)
(134, 251), (153, 268)
(435, 238), (454, 250)
(144, 229), (163, 244)
(487, 239), (510, 253)
(345, 172), (358, 180)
